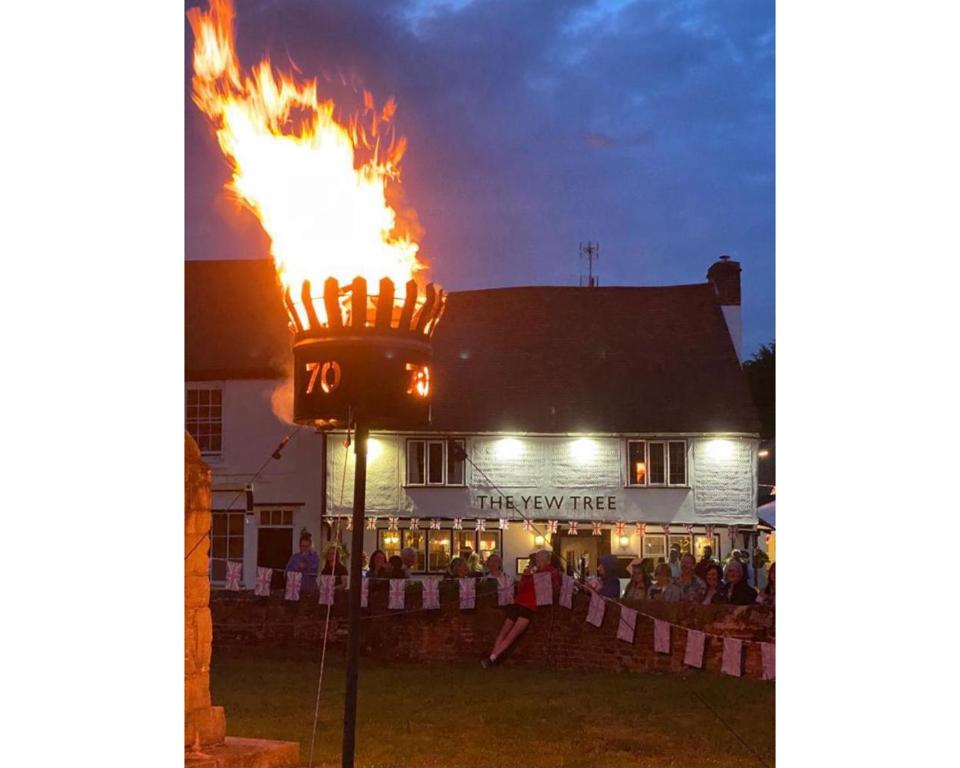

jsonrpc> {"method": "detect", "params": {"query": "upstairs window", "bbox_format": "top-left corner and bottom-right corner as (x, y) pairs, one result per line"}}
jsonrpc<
(186, 384), (222, 456)
(406, 438), (467, 486)
(626, 439), (687, 487)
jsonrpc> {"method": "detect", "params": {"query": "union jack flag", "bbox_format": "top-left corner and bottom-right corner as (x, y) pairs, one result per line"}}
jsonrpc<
(591, 521), (603, 536)
(566, 521), (579, 535)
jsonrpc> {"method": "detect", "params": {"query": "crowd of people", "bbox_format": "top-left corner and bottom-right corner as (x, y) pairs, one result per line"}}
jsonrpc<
(283, 533), (775, 612)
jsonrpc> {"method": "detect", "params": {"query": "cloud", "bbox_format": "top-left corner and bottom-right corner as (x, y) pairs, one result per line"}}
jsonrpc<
(185, 0), (775, 352)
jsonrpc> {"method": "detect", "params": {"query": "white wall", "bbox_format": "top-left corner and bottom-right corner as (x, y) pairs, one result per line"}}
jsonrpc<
(326, 433), (758, 525)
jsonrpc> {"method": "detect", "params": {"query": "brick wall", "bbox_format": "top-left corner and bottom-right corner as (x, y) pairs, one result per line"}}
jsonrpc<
(211, 581), (774, 680)
(185, 433), (226, 748)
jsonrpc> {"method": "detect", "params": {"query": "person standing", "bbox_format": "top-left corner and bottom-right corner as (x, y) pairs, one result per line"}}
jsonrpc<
(400, 546), (418, 576)
(674, 553), (707, 602)
(285, 532), (320, 594)
(667, 545), (682, 579)
(721, 561), (757, 605)
(695, 545), (718, 581)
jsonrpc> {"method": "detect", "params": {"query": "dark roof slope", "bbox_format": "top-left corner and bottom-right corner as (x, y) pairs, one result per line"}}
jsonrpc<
(186, 260), (760, 434)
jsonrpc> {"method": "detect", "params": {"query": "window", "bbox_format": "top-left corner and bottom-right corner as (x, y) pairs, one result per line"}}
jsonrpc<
(447, 439), (465, 485)
(668, 441), (687, 485)
(648, 442), (666, 485)
(427, 529), (453, 571)
(627, 441), (646, 485)
(407, 441), (425, 484)
(402, 529), (427, 571)
(668, 535), (692, 556)
(427, 441), (445, 485)
(626, 439), (687, 487)
(405, 438), (467, 486)
(186, 385), (222, 455)
(210, 510), (244, 582)
(259, 509), (293, 526)
(694, 534), (720, 560)
(377, 529), (402, 559)
(642, 534), (666, 562)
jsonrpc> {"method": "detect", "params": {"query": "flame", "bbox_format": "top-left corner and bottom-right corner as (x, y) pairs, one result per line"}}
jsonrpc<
(187, 0), (425, 321)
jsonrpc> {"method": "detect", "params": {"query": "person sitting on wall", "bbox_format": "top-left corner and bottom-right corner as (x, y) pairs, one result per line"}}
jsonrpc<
(675, 553), (707, 602)
(648, 563), (682, 602)
(400, 547), (418, 577)
(385, 555), (406, 579)
(285, 532), (320, 594)
(623, 560), (651, 601)
(447, 556), (469, 579)
(480, 550), (559, 668)
(583, 554), (622, 599)
(319, 543), (348, 592)
(701, 564), (727, 605)
(721, 561), (758, 605)
(757, 561), (775, 608)
(667, 545), (682, 579)
(695, 545), (718, 581)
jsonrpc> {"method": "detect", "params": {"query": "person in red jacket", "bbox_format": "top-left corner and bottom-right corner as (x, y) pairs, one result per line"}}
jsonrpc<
(481, 549), (559, 667)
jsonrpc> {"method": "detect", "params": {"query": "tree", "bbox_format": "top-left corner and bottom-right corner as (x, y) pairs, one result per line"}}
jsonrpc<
(743, 342), (775, 439)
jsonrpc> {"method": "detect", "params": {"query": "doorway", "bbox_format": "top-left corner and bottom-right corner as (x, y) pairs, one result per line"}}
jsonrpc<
(556, 532), (610, 579)
(258, 528), (293, 591)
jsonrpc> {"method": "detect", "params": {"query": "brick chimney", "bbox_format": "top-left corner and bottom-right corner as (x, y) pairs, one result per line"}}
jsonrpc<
(707, 255), (742, 360)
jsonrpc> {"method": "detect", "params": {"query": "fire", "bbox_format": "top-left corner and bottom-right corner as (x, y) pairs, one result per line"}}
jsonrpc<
(187, 0), (425, 324)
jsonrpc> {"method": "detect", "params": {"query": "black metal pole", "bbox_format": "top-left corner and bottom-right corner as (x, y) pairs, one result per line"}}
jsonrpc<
(341, 417), (368, 768)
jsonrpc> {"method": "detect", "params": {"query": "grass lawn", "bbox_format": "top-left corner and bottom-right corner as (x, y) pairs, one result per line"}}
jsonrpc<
(211, 646), (774, 768)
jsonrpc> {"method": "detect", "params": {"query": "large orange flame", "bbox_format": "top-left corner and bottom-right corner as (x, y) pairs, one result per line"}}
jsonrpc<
(188, 0), (425, 322)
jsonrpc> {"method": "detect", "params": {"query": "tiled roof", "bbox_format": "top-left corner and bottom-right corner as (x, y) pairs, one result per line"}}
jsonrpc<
(186, 260), (759, 434)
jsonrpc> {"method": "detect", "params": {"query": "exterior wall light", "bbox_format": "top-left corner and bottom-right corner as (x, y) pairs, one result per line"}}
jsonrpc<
(570, 437), (598, 463)
(534, 534), (545, 547)
(496, 437), (524, 460)
(619, 536), (630, 548)
(706, 438), (736, 460)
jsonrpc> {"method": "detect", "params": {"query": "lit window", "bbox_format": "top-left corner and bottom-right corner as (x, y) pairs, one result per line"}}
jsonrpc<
(378, 529), (402, 559)
(186, 384), (223, 455)
(428, 529), (453, 572)
(402, 529), (427, 571)
(626, 439), (688, 487)
(627, 441), (646, 486)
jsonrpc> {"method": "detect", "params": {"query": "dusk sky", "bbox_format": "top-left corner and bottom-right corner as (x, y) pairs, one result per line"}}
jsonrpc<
(185, 0), (775, 355)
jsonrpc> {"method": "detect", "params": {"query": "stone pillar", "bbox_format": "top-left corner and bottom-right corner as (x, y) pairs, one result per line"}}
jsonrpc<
(185, 433), (226, 748)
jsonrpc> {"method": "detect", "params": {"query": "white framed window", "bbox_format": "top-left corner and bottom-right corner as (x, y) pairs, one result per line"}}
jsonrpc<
(626, 439), (687, 487)
(186, 383), (223, 456)
(405, 438), (466, 487)
(259, 508), (294, 527)
(210, 510), (244, 583)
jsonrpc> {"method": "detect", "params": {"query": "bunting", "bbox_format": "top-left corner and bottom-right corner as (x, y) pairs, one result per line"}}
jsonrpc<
(586, 591), (605, 627)
(360, 576), (369, 608)
(722, 637), (743, 677)
(475, 518), (486, 532)
(591, 521), (603, 536)
(566, 521), (579, 536)
(388, 580), (405, 610)
(559, 574), (575, 609)
(546, 520), (559, 534)
(684, 630), (706, 668)
(224, 561), (242, 591)
(761, 642), (776, 681)
(654, 619), (671, 654)
(496, 574), (514, 606)
(317, 575), (335, 606)
(421, 577), (440, 609)
(409, 518), (420, 531)
(254, 567), (272, 597)
(617, 606), (638, 643)
(615, 521), (625, 537)
(533, 571), (554, 606)
(458, 577), (476, 609)
(499, 518), (510, 531)
(365, 516), (378, 530)
(284, 571), (302, 601)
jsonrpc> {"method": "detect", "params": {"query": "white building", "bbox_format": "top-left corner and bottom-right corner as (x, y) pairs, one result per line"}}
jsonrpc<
(186, 256), (760, 586)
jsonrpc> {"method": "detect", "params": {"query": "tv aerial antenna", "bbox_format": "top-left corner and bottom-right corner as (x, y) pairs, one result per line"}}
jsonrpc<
(579, 241), (599, 287)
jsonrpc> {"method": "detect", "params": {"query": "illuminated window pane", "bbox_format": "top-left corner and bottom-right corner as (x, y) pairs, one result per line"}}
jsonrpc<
(627, 441), (646, 485)
(477, 531), (500, 558)
(642, 534), (665, 559)
(427, 441), (445, 484)
(447, 439), (465, 485)
(668, 535), (692, 555)
(428, 530), (452, 572)
(669, 441), (686, 485)
(649, 443), (666, 484)
(407, 440), (425, 484)
(378, 529), (402, 559)
(402, 529), (427, 571)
